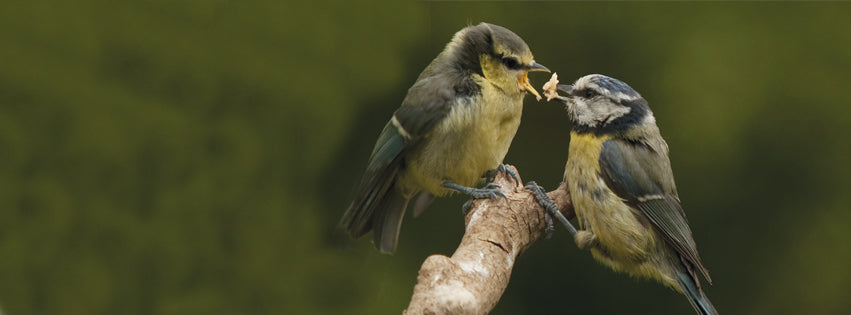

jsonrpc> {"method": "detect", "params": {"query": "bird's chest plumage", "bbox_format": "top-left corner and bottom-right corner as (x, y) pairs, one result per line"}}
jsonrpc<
(565, 132), (654, 262)
(405, 85), (524, 196)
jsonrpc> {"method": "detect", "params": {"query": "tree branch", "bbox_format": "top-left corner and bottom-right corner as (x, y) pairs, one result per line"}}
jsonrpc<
(404, 165), (574, 314)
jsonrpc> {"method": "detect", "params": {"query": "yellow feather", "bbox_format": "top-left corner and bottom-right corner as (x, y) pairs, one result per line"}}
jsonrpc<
(399, 72), (524, 197)
(565, 131), (679, 288)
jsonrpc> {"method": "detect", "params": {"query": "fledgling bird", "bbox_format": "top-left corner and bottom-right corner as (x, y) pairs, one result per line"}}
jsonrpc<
(341, 23), (549, 253)
(529, 74), (717, 314)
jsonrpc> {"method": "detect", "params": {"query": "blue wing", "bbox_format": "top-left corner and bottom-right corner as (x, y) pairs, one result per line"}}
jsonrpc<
(598, 138), (711, 283)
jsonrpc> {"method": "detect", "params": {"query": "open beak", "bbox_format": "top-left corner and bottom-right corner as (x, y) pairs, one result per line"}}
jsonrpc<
(520, 61), (549, 101)
(520, 73), (542, 101)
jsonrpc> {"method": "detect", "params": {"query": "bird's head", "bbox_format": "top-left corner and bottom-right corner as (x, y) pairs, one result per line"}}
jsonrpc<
(551, 74), (653, 134)
(453, 23), (549, 100)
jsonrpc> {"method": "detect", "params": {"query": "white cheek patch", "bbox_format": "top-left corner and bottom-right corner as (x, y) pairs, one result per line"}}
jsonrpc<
(570, 99), (599, 127)
(602, 104), (631, 125)
(571, 98), (631, 127)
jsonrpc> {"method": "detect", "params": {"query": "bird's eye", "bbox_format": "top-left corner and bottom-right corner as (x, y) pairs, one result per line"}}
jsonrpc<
(502, 57), (521, 69)
(584, 89), (599, 98)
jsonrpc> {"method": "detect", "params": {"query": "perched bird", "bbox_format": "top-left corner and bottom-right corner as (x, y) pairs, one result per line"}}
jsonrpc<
(529, 74), (716, 314)
(341, 23), (549, 253)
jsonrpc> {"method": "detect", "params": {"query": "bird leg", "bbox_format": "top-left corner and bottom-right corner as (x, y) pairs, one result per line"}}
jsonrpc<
(444, 181), (508, 215)
(525, 181), (578, 239)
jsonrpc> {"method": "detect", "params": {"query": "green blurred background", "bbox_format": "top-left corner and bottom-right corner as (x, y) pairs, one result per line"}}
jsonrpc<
(1, 1), (850, 314)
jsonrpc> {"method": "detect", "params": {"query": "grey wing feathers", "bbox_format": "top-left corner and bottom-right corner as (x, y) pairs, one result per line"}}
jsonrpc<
(599, 139), (711, 283)
(341, 121), (405, 237)
(393, 75), (457, 140)
(341, 71), (461, 253)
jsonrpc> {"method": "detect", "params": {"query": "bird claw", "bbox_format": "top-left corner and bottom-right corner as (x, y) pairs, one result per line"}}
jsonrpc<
(444, 181), (509, 215)
(461, 187), (506, 215)
(461, 199), (474, 216)
(544, 209), (555, 240)
(484, 164), (520, 187)
(469, 186), (507, 201)
(497, 164), (520, 186)
(526, 181), (578, 237)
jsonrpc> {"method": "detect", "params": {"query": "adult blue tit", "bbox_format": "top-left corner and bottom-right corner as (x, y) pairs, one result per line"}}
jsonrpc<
(529, 74), (716, 314)
(341, 23), (549, 253)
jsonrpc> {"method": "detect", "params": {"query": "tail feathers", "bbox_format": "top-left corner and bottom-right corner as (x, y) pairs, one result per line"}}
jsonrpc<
(340, 171), (397, 239)
(341, 120), (409, 250)
(677, 270), (717, 315)
(372, 190), (410, 253)
(412, 191), (435, 218)
(341, 180), (410, 253)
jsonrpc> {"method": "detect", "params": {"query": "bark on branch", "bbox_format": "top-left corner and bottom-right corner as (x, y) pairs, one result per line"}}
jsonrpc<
(404, 165), (574, 315)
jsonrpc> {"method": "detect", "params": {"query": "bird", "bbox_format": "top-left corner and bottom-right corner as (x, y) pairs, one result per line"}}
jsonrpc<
(528, 74), (717, 314)
(341, 22), (549, 253)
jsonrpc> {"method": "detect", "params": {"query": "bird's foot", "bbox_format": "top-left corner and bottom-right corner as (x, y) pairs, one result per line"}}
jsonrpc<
(484, 164), (520, 186)
(461, 199), (474, 216)
(525, 181), (578, 239)
(445, 181), (507, 200)
(444, 181), (508, 215)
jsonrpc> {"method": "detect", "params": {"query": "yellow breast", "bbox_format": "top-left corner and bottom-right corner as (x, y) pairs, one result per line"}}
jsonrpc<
(564, 132), (656, 263)
(401, 81), (524, 197)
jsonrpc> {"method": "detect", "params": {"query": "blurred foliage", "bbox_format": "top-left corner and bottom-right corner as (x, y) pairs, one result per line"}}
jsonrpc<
(0, 1), (849, 314)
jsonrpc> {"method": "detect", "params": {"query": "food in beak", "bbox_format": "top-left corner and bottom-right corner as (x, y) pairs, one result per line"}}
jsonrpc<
(542, 73), (560, 101)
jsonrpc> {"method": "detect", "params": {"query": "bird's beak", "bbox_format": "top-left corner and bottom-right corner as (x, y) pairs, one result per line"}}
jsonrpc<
(520, 73), (542, 101)
(528, 62), (550, 73)
(520, 61), (549, 101)
(557, 84), (574, 95)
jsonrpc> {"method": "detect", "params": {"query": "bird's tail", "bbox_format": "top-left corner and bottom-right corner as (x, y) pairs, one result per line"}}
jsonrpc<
(340, 121), (409, 253)
(677, 270), (717, 315)
(340, 176), (410, 253)
(370, 189), (410, 253)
